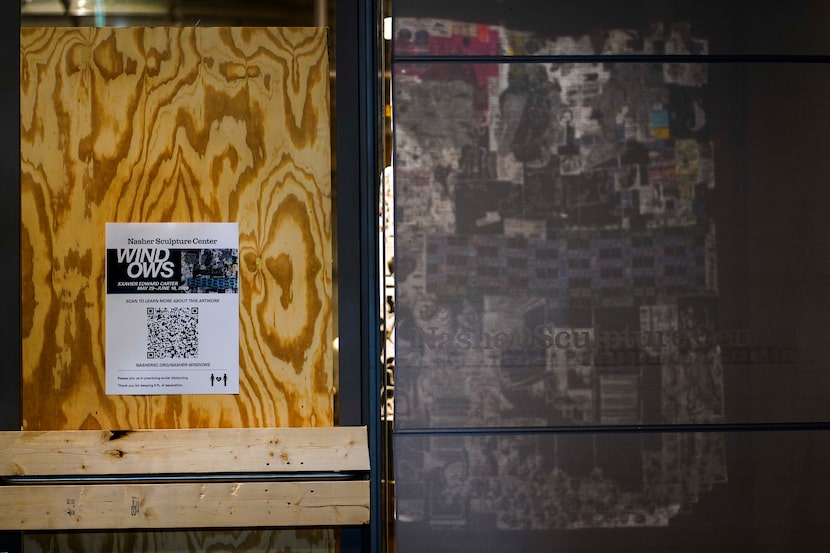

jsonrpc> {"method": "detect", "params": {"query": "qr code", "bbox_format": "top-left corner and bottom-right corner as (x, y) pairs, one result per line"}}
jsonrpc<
(146, 307), (199, 359)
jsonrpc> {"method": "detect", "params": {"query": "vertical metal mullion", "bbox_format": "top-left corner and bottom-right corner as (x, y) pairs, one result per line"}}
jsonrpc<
(337, 0), (382, 551)
(2, 4), (22, 552)
(1, 0), (21, 435)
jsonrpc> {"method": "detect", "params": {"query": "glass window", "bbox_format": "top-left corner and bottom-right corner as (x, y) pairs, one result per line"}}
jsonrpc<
(389, 2), (830, 551)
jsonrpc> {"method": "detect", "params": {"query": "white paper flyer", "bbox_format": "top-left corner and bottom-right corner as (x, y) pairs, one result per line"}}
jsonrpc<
(105, 222), (239, 395)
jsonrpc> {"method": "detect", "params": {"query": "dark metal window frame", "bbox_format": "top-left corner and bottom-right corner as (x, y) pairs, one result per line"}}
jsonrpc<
(0, 4), (21, 433)
(0, 4), (21, 551)
(337, 0), (383, 551)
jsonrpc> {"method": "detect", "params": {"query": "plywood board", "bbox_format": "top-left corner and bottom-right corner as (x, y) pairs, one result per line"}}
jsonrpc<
(20, 27), (333, 430)
(23, 529), (335, 553)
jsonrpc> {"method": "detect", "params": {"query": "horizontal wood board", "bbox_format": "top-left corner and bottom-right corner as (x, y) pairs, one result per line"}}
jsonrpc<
(0, 426), (368, 476)
(1, 480), (369, 530)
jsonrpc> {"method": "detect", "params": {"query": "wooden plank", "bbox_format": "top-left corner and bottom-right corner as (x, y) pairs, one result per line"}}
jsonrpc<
(0, 427), (368, 476)
(20, 26), (333, 431)
(0, 480), (370, 530)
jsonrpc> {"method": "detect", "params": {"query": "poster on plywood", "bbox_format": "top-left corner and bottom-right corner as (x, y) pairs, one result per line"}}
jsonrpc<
(105, 222), (240, 395)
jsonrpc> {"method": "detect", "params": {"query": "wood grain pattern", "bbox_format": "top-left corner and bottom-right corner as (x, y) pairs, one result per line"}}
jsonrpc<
(20, 27), (333, 430)
(24, 529), (335, 553)
(0, 481), (370, 530)
(0, 427), (369, 476)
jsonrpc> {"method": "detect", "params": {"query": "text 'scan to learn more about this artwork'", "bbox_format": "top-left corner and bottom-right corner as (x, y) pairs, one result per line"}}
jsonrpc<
(106, 222), (240, 395)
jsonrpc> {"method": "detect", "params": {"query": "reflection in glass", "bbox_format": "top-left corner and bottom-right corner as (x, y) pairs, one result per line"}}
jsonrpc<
(395, 431), (830, 552)
(394, 20), (722, 428)
(397, 432), (727, 530)
(392, 0), (830, 56)
(392, 13), (830, 429)
(395, 16), (709, 58)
